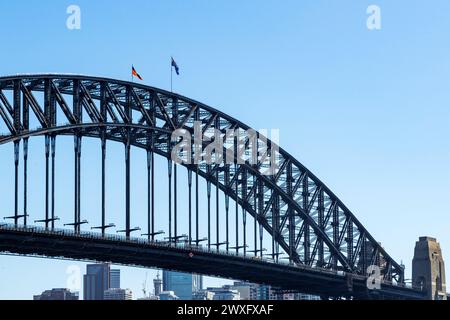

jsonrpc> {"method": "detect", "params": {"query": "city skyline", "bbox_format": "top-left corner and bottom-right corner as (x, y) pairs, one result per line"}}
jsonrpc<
(30, 263), (322, 301)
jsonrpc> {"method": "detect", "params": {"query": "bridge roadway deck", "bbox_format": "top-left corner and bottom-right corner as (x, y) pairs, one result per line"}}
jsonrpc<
(0, 224), (425, 300)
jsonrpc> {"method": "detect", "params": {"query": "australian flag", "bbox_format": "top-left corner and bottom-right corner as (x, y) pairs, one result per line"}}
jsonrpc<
(171, 57), (180, 75)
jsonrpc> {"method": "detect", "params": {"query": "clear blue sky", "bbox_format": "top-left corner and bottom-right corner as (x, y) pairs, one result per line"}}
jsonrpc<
(0, 0), (449, 299)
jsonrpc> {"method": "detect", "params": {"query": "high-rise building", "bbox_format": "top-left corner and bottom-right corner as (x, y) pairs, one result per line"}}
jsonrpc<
(162, 270), (202, 300)
(104, 288), (133, 300)
(153, 272), (162, 296)
(110, 269), (121, 289)
(33, 288), (79, 300)
(84, 263), (111, 300)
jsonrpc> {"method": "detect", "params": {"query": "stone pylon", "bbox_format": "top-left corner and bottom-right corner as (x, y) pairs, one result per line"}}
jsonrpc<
(412, 237), (447, 300)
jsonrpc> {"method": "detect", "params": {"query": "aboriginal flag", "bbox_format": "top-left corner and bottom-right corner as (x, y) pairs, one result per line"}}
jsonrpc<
(132, 65), (143, 80)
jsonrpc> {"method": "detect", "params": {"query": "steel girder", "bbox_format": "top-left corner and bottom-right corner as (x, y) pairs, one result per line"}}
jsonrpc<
(0, 74), (404, 284)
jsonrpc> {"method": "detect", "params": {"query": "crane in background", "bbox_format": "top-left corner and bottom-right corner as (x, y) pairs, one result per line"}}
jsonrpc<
(142, 272), (148, 298)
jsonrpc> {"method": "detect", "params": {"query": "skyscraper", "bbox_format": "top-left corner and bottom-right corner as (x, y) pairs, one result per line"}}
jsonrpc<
(110, 269), (121, 289)
(83, 263), (110, 300)
(162, 271), (202, 300)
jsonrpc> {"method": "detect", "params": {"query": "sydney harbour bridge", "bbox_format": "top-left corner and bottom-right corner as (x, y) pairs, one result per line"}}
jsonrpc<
(0, 74), (426, 299)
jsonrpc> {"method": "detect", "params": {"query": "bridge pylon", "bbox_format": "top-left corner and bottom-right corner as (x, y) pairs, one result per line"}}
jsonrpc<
(412, 237), (447, 300)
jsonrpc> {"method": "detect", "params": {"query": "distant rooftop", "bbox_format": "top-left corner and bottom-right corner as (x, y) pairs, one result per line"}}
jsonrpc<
(419, 236), (437, 242)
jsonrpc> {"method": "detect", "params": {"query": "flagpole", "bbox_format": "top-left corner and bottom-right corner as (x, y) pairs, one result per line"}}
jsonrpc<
(171, 59), (173, 93)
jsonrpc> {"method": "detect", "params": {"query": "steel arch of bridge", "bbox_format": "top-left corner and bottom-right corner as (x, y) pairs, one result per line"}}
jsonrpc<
(0, 74), (404, 285)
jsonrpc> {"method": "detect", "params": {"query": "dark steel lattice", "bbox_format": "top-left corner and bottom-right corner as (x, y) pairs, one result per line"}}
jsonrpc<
(0, 74), (404, 285)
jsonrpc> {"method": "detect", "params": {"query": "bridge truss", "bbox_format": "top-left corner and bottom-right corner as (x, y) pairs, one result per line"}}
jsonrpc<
(0, 74), (412, 298)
